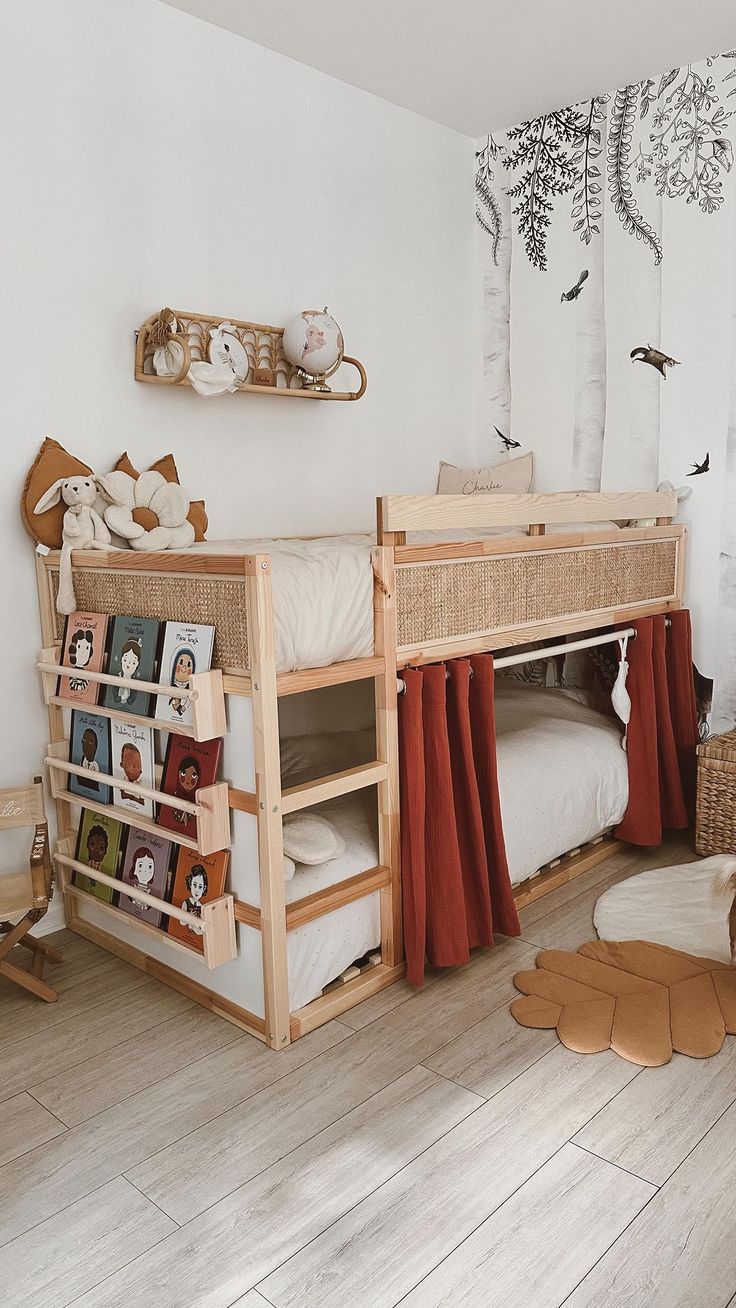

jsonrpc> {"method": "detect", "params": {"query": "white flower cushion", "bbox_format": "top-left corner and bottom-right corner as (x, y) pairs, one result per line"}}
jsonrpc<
(99, 470), (195, 551)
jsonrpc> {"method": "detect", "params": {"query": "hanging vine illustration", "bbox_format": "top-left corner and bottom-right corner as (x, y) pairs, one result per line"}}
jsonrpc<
(607, 85), (663, 265)
(503, 108), (583, 270)
(639, 65), (734, 213)
(571, 97), (606, 244)
(475, 135), (504, 265)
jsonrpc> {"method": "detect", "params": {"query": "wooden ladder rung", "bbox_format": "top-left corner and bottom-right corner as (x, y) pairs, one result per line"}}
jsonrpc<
(281, 761), (389, 815)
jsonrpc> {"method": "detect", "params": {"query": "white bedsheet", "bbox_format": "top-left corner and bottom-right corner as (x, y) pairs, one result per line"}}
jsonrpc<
(282, 687), (629, 1007)
(190, 523), (620, 672)
(285, 791), (380, 1011)
(495, 683), (629, 885)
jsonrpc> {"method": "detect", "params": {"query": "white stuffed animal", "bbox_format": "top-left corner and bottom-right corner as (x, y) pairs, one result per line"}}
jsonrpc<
(33, 475), (111, 615)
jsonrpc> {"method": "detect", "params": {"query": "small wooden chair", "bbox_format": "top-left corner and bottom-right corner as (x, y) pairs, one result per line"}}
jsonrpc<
(0, 776), (62, 1002)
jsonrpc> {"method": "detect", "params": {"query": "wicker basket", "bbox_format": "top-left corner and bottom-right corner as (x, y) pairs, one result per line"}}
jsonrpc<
(696, 730), (736, 855)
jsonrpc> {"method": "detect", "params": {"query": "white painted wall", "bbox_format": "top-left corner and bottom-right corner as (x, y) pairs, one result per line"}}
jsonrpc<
(1, 0), (476, 854)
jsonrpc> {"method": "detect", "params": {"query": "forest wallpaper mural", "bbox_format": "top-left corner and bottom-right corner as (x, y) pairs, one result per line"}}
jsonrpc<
(476, 50), (736, 732)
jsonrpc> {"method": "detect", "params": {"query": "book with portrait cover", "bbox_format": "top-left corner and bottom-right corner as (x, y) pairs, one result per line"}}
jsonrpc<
(115, 826), (173, 927)
(110, 720), (155, 818)
(57, 612), (109, 705)
(100, 615), (160, 717)
(166, 846), (229, 952)
(72, 808), (125, 903)
(154, 622), (215, 728)
(68, 709), (111, 804)
(158, 735), (222, 840)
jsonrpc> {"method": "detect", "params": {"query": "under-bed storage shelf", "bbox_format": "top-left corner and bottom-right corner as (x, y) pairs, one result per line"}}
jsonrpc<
(38, 649), (227, 741)
(45, 741), (231, 856)
(53, 839), (236, 970)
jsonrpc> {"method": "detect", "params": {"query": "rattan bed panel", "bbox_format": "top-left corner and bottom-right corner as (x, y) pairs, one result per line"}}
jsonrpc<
(395, 539), (678, 649)
(51, 568), (249, 673)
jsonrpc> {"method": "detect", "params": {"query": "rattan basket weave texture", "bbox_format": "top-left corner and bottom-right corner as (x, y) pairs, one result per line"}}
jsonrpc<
(696, 729), (736, 855)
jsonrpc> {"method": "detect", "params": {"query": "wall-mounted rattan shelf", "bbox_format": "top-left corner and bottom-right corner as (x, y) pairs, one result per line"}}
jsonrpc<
(134, 308), (367, 401)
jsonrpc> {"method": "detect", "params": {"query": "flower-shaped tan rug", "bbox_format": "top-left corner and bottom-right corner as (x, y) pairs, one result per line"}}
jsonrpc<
(512, 940), (736, 1067)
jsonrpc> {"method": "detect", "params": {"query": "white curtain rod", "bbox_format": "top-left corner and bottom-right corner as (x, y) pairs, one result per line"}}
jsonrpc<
(396, 620), (671, 694)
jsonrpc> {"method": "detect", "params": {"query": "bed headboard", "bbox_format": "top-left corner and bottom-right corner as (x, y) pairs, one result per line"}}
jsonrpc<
(376, 490), (677, 541)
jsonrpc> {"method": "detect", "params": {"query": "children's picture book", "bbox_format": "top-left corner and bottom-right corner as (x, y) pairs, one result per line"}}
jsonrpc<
(68, 710), (111, 804)
(115, 826), (173, 927)
(111, 720), (155, 818)
(73, 808), (125, 903)
(154, 622), (215, 728)
(57, 612), (109, 705)
(166, 847), (230, 952)
(158, 735), (222, 839)
(100, 615), (160, 717)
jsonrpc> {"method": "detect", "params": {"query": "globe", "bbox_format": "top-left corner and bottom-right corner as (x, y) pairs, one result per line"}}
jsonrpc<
(282, 308), (344, 388)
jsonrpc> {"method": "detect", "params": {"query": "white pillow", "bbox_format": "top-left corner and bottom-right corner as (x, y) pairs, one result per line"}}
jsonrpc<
(283, 813), (346, 866)
(437, 451), (534, 496)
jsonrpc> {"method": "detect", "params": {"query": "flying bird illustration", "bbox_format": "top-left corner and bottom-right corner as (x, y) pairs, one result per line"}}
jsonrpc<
(561, 270), (589, 302)
(630, 344), (681, 378)
(687, 453), (710, 476)
(494, 426), (521, 451)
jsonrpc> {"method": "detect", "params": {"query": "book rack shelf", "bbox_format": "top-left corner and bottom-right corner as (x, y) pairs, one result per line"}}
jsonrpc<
(54, 839), (236, 970)
(38, 650), (227, 742)
(45, 740), (231, 856)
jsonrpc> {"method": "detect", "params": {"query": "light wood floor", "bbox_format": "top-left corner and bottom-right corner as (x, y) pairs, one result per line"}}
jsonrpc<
(2, 833), (735, 1307)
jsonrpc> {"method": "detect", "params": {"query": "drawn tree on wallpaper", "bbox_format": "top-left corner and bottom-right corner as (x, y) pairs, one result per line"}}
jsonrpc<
(571, 97), (606, 244)
(572, 99), (608, 490)
(476, 135), (513, 438)
(607, 85), (663, 265)
(502, 108), (583, 270)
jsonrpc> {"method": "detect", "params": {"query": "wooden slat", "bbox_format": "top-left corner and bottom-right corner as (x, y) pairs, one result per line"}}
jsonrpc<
(247, 556), (291, 1050)
(276, 656), (385, 696)
(229, 788), (258, 815)
(233, 900), (262, 930)
(513, 837), (622, 910)
(289, 962), (406, 1039)
(379, 490), (677, 534)
(373, 544), (402, 967)
(286, 865), (391, 931)
(40, 549), (260, 576)
(281, 762), (388, 815)
(394, 523), (684, 564)
(396, 597), (683, 668)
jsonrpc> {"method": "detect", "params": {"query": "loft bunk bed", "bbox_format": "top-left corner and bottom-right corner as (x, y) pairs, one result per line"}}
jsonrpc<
(34, 488), (685, 1049)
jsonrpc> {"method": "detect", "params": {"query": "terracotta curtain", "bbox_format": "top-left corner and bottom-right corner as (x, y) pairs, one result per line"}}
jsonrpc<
(615, 612), (697, 845)
(398, 656), (520, 987)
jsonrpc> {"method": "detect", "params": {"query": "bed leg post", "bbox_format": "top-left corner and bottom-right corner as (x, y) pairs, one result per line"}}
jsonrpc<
(373, 545), (403, 968)
(247, 556), (291, 1050)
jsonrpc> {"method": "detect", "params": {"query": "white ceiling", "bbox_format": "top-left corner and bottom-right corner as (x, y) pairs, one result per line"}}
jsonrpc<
(163, 0), (736, 136)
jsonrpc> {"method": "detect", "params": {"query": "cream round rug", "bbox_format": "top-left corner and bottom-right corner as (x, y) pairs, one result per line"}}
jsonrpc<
(593, 853), (736, 965)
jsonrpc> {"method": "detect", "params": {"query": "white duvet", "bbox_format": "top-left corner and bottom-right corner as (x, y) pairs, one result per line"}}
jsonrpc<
(191, 523), (620, 672)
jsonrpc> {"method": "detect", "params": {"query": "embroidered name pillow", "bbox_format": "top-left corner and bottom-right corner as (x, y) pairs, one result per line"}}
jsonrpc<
(437, 451), (534, 497)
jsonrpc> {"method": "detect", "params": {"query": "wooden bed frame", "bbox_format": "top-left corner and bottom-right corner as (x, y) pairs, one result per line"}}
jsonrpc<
(35, 489), (685, 1048)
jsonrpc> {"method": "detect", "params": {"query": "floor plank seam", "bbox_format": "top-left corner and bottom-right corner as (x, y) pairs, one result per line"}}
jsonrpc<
(0, 1172), (139, 1256)
(569, 1140), (659, 1191)
(413, 992), (521, 1067)
(244, 1080), (493, 1297)
(24, 1089), (71, 1134)
(557, 1178), (662, 1307)
(123, 1174), (182, 1228)
(23, 1014), (243, 1127)
(0, 968), (154, 1052)
(387, 1140), (584, 1308)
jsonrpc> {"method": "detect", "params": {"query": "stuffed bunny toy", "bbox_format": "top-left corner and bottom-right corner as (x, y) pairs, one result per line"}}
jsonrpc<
(33, 475), (111, 615)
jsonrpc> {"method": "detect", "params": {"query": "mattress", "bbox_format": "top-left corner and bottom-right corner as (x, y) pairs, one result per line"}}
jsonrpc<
(282, 687), (628, 1007)
(285, 790), (379, 1011)
(495, 683), (629, 884)
(190, 523), (620, 672)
